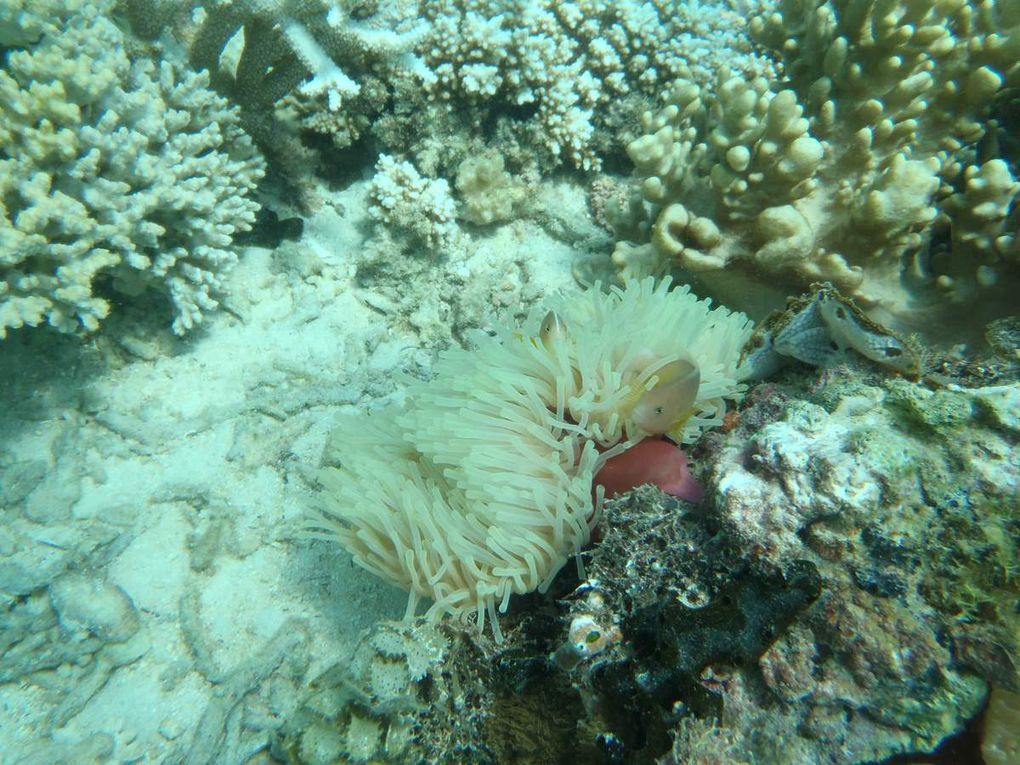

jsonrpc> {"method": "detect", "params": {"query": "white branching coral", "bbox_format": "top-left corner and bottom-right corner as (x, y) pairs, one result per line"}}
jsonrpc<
(121, 0), (432, 205)
(311, 279), (753, 637)
(185, 0), (432, 114)
(421, 0), (777, 169)
(121, 0), (773, 174)
(0, 0), (264, 337)
(368, 155), (459, 251)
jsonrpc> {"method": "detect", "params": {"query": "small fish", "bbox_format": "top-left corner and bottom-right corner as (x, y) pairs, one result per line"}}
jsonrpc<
(539, 310), (569, 351)
(738, 284), (921, 379)
(630, 357), (701, 436)
(816, 292), (921, 377)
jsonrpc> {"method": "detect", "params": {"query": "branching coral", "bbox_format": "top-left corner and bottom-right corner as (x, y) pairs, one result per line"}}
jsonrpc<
(120, 0), (431, 203)
(421, 0), (777, 170)
(310, 279), (752, 637)
(368, 154), (459, 252)
(0, 0), (264, 337)
(118, 0), (777, 186)
(609, 0), (1020, 335)
(181, 0), (431, 117)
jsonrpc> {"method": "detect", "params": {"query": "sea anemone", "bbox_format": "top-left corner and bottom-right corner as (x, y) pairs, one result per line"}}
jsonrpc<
(594, 437), (704, 503)
(310, 278), (753, 638)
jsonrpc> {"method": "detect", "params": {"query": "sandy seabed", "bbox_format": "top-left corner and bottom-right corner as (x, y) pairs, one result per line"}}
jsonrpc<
(0, 178), (593, 763)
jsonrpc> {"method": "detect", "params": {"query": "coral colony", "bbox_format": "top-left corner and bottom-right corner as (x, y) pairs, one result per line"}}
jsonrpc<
(2, 1), (1018, 764)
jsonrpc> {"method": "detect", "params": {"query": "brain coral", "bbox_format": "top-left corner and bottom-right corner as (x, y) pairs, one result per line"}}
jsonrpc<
(311, 279), (753, 638)
(0, 0), (265, 337)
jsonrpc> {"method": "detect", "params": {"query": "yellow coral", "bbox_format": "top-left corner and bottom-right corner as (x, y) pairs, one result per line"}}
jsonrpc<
(611, 0), (1020, 334)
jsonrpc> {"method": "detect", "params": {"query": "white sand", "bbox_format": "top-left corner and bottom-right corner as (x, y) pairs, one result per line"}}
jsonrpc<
(0, 178), (604, 762)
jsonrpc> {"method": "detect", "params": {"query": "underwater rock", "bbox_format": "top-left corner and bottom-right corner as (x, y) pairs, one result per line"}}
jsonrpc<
(484, 368), (1011, 764)
(0, 573), (148, 729)
(691, 370), (1017, 761)
(554, 486), (822, 762)
(982, 686), (1020, 765)
(278, 357), (1014, 765)
(986, 316), (1020, 364)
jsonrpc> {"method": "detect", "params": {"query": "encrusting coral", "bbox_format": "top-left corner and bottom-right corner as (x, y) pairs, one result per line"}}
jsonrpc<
(608, 0), (1020, 335)
(0, 0), (264, 337)
(310, 278), (752, 638)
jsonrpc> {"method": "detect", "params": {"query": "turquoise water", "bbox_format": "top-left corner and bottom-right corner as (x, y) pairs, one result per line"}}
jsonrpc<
(1, 1), (1017, 763)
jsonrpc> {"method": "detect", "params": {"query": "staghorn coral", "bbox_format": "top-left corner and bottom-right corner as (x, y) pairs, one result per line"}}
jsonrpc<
(0, 0), (264, 337)
(0, 0), (76, 45)
(118, 1), (778, 188)
(608, 0), (1020, 336)
(309, 278), (752, 639)
(183, 0), (431, 120)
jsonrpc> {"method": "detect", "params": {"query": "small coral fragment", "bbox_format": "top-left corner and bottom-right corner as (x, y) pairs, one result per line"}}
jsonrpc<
(368, 154), (458, 251)
(454, 153), (523, 224)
